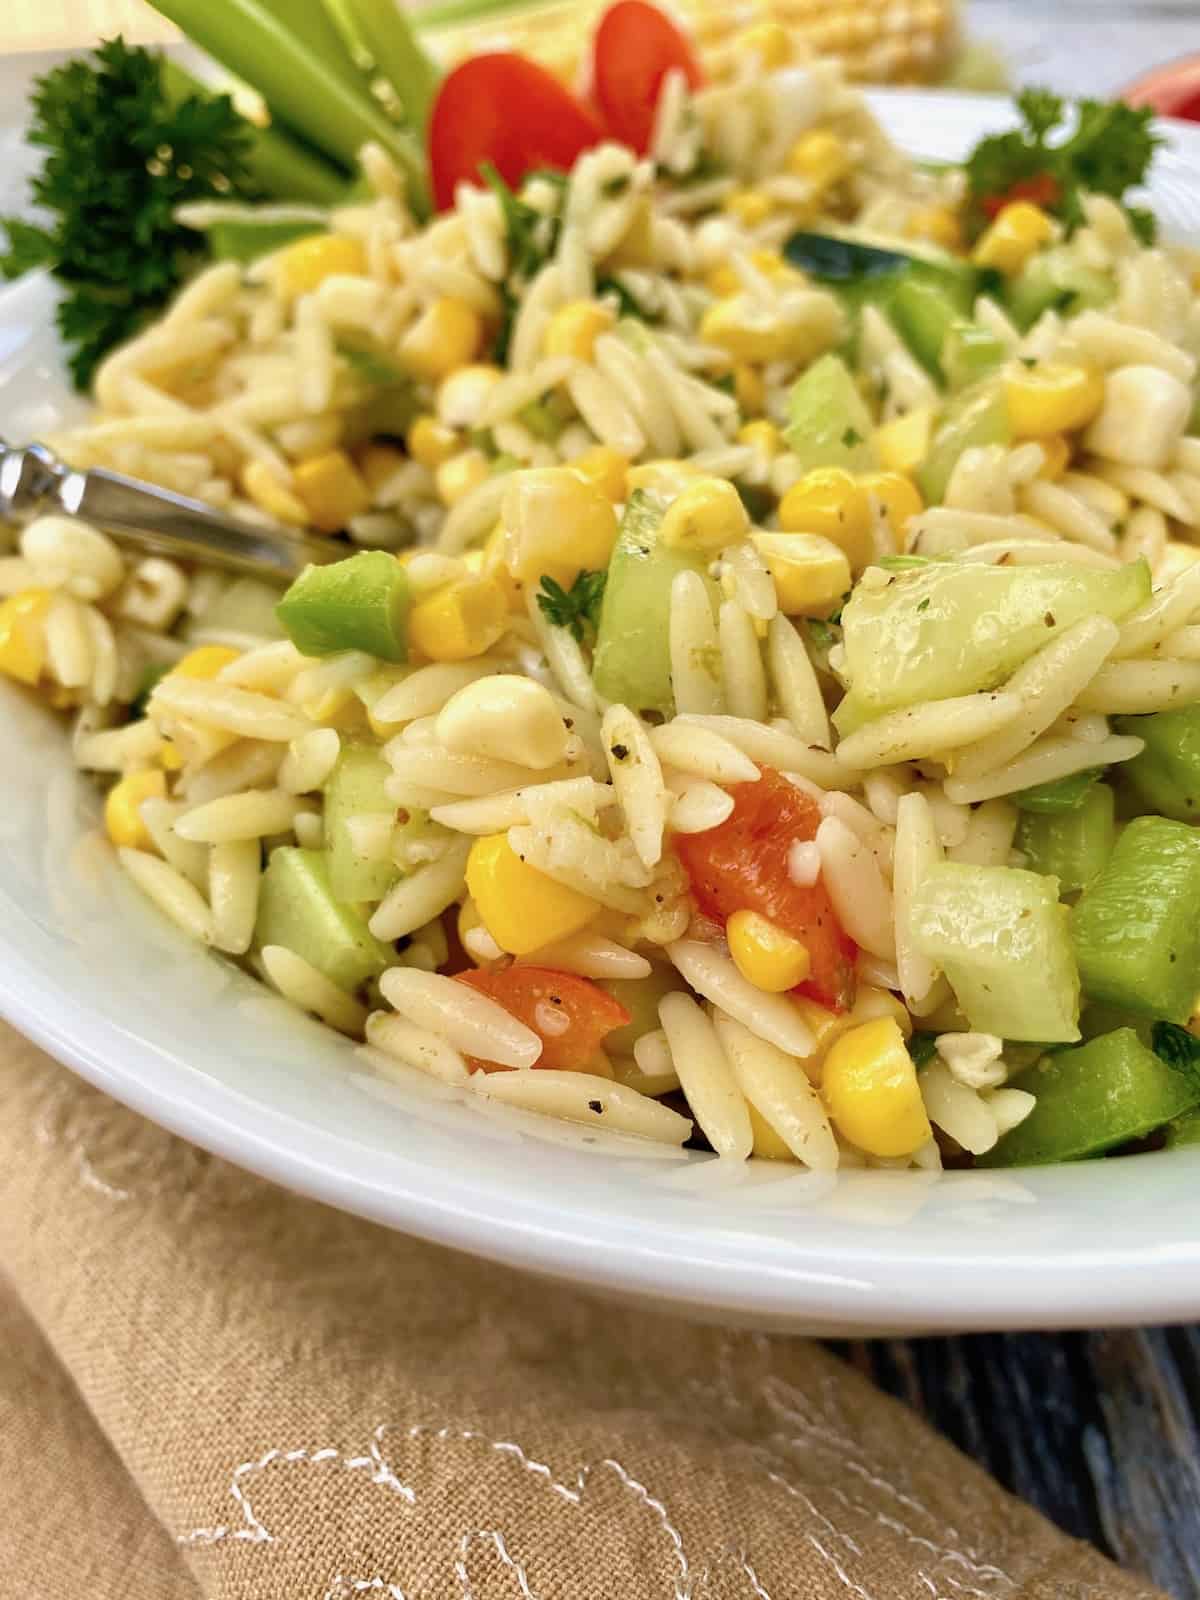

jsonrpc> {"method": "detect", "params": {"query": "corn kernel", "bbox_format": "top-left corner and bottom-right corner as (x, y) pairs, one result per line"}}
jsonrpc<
(874, 406), (935, 476)
(543, 300), (615, 362)
(399, 297), (483, 383)
(168, 646), (241, 681)
(407, 414), (461, 470)
(240, 460), (308, 527)
(435, 449), (491, 508)
(104, 769), (167, 852)
(660, 477), (750, 554)
(357, 443), (406, 496)
(734, 20), (793, 67)
(0, 589), (52, 685)
(861, 471), (923, 547)
(905, 205), (963, 253)
(706, 263), (740, 297)
(778, 467), (873, 570)
(727, 909), (812, 992)
(466, 523), (525, 610)
(276, 233), (367, 298)
(1004, 361), (1106, 438)
(160, 742), (184, 772)
(569, 445), (629, 503)
(502, 466), (619, 583)
(849, 984), (913, 1040)
(971, 201), (1055, 277)
(793, 996), (852, 1061)
(293, 449), (372, 533)
(723, 188), (773, 228)
(699, 295), (832, 365)
(737, 419), (782, 457)
(751, 532), (851, 616)
(734, 361), (767, 415)
(787, 129), (852, 192)
(748, 1101), (794, 1160)
(436, 363), (504, 429)
(466, 833), (600, 955)
(1036, 434), (1071, 479)
(408, 577), (507, 662)
(821, 1016), (932, 1158)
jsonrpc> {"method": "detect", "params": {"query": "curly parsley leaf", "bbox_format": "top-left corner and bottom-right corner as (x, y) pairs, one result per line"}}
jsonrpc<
(536, 570), (607, 644)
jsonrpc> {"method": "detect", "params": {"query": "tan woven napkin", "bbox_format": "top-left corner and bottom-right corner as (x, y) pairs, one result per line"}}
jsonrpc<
(0, 1021), (1164, 1600)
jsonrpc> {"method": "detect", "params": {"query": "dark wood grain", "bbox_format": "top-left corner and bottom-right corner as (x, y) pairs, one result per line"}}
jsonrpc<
(835, 1331), (1200, 1599)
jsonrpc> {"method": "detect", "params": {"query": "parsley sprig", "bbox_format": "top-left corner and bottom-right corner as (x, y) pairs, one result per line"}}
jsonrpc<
(536, 570), (607, 644)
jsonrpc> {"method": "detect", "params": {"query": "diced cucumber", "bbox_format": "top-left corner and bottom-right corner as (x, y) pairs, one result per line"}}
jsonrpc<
(1072, 816), (1200, 1022)
(184, 576), (287, 644)
(1114, 704), (1200, 823)
(1014, 768), (1103, 813)
(598, 963), (688, 1058)
(591, 491), (715, 717)
(1016, 782), (1114, 895)
(911, 862), (1081, 1041)
(783, 353), (876, 472)
(888, 279), (963, 378)
(1005, 245), (1114, 332)
(256, 846), (393, 992)
(276, 551), (410, 662)
(1165, 1105), (1200, 1150)
(916, 382), (1010, 504)
(840, 558), (1150, 714)
(980, 1028), (1200, 1166)
(782, 231), (977, 326)
(324, 744), (400, 904)
(941, 321), (1007, 391)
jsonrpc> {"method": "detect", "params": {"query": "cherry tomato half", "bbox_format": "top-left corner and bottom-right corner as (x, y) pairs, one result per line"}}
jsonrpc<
(428, 52), (606, 211)
(1124, 54), (1200, 122)
(591, 0), (704, 156)
(456, 965), (631, 1071)
(980, 171), (1062, 220)
(674, 767), (857, 1011)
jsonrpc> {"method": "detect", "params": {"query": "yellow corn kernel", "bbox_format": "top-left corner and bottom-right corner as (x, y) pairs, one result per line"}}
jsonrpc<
(737, 418), (782, 457)
(276, 233), (367, 298)
(542, 300), (615, 362)
(357, 442), (406, 496)
(292, 449), (372, 534)
(104, 769), (167, 852)
(905, 204), (963, 253)
(569, 445), (629, 503)
(748, 1101), (794, 1161)
(435, 449), (492, 508)
(793, 996), (852, 1061)
(723, 188), (773, 228)
(1036, 433), (1071, 479)
(659, 477), (750, 554)
(240, 460), (308, 527)
(821, 1016), (932, 1158)
(465, 523), (525, 611)
(734, 20), (793, 67)
(160, 742), (184, 772)
(750, 532), (851, 617)
(407, 414), (461, 470)
(750, 248), (800, 283)
(971, 201), (1055, 277)
(1004, 361), (1106, 438)
(861, 471), (924, 547)
(0, 589), (52, 685)
(168, 645), (240, 681)
(502, 466), (619, 583)
(699, 295), (826, 365)
(399, 297), (483, 383)
(734, 361), (766, 415)
(787, 129), (852, 192)
(777, 467), (873, 570)
(466, 833), (600, 955)
(849, 984), (913, 1040)
(408, 577), (507, 662)
(727, 909), (812, 993)
(874, 406), (935, 476)
(706, 263), (740, 297)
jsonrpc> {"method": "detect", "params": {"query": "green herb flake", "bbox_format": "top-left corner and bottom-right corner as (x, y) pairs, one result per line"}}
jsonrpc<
(908, 1031), (939, 1068)
(536, 569), (607, 644)
(1152, 1020), (1200, 1082)
(841, 426), (863, 448)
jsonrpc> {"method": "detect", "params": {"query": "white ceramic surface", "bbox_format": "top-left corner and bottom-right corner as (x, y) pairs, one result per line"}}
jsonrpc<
(4, 81), (1200, 1334)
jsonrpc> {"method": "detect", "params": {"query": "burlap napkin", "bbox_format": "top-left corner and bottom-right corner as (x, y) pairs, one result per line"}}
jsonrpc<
(0, 1021), (1164, 1600)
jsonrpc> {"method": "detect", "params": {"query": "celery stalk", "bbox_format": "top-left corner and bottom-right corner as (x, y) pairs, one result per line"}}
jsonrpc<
(254, 0), (371, 99)
(337, 0), (442, 131)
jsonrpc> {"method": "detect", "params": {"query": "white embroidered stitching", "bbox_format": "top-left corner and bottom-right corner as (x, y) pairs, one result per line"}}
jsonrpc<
(324, 1575), (408, 1600)
(455, 1530), (541, 1600)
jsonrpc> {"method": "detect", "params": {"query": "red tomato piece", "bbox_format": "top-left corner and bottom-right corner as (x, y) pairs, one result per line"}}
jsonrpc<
(456, 966), (631, 1072)
(674, 767), (857, 1011)
(980, 172), (1061, 220)
(591, 0), (704, 156)
(428, 53), (606, 211)
(1124, 55), (1200, 122)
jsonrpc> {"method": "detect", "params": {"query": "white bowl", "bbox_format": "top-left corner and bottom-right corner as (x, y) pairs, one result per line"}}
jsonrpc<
(4, 84), (1200, 1334)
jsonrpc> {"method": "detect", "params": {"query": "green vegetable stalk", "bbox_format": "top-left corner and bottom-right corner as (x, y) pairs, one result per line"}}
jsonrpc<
(337, 0), (442, 132)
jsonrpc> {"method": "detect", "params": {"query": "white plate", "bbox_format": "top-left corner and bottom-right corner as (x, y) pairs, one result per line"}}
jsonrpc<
(5, 77), (1200, 1334)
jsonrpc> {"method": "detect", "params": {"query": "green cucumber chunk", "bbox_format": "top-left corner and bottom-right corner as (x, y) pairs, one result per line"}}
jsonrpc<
(783, 353), (876, 472)
(888, 278), (963, 377)
(599, 963), (688, 1059)
(911, 862), (1080, 1041)
(916, 382), (1010, 504)
(980, 1028), (1200, 1166)
(839, 558), (1150, 715)
(1005, 245), (1115, 332)
(591, 491), (714, 718)
(324, 744), (400, 904)
(1016, 782), (1114, 895)
(1072, 817), (1200, 1021)
(1114, 704), (1200, 823)
(782, 231), (976, 321)
(1165, 1105), (1200, 1149)
(256, 846), (393, 991)
(941, 321), (1007, 391)
(276, 551), (409, 661)
(1014, 768), (1103, 813)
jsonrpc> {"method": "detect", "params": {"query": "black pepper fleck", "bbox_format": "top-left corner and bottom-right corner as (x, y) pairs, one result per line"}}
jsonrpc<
(588, 1099), (603, 1114)
(1044, 611), (1056, 626)
(610, 743), (630, 761)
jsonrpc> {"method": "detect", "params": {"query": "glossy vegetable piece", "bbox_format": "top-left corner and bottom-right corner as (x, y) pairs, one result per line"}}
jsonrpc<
(910, 862), (1081, 1041)
(256, 846), (392, 991)
(783, 353), (876, 473)
(1165, 1105), (1200, 1149)
(941, 320), (1008, 390)
(456, 966), (631, 1071)
(783, 231), (976, 317)
(276, 551), (409, 662)
(837, 558), (1150, 716)
(1072, 816), (1200, 1022)
(981, 1028), (1200, 1166)
(1015, 782), (1114, 896)
(591, 490), (714, 717)
(1005, 244), (1114, 331)
(888, 277), (964, 376)
(591, 0), (703, 155)
(1014, 768), (1103, 813)
(207, 215), (326, 262)
(1114, 704), (1200, 823)
(674, 767), (857, 1011)
(916, 382), (1010, 503)
(427, 52), (605, 211)
(324, 744), (400, 904)
(599, 963), (687, 1058)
